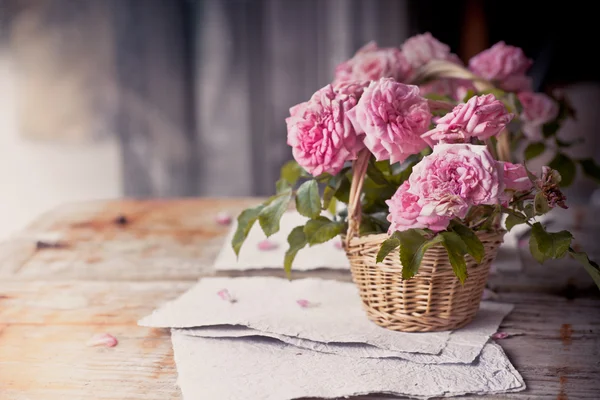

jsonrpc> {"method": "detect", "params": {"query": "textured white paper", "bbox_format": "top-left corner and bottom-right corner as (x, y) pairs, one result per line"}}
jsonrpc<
(212, 211), (350, 271)
(139, 277), (451, 354)
(175, 301), (513, 364)
(172, 332), (525, 400)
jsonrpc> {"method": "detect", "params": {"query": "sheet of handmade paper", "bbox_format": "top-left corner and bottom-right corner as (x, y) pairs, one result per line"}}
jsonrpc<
(171, 332), (525, 400)
(212, 211), (350, 270)
(176, 301), (513, 364)
(139, 277), (451, 354)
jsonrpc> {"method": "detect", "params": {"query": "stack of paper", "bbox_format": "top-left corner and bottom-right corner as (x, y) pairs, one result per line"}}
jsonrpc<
(139, 277), (525, 399)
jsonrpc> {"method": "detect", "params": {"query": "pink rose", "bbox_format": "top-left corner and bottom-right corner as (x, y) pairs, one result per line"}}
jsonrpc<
(422, 94), (513, 145)
(347, 78), (431, 164)
(468, 42), (533, 92)
(386, 181), (450, 232)
(408, 144), (502, 221)
(402, 32), (462, 69)
(517, 91), (559, 140)
(286, 84), (364, 176)
(499, 161), (533, 192)
(333, 41), (411, 85)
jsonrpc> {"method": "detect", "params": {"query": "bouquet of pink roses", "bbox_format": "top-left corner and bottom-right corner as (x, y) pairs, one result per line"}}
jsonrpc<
(233, 33), (600, 293)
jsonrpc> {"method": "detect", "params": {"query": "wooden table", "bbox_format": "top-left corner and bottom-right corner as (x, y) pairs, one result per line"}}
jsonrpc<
(0, 199), (598, 399)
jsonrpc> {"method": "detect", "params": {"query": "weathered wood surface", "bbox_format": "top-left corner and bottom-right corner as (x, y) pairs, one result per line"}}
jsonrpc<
(0, 198), (599, 399)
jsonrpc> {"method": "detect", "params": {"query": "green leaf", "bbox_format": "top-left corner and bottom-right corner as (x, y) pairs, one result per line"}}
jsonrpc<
(303, 216), (345, 246)
(367, 161), (390, 186)
(333, 175), (351, 204)
(258, 191), (292, 237)
(397, 230), (443, 280)
(280, 160), (303, 185)
(524, 142), (545, 161)
(505, 213), (527, 232)
(542, 121), (561, 138)
(523, 162), (538, 185)
(295, 180), (321, 219)
(569, 249), (600, 290)
(555, 137), (583, 148)
(579, 158), (600, 184)
(481, 88), (506, 99)
(231, 204), (266, 256)
(376, 237), (401, 263)
(524, 203), (535, 219)
(327, 197), (337, 217)
(529, 233), (548, 263)
(534, 192), (550, 216)
(462, 89), (476, 102)
(276, 179), (291, 194)
(548, 153), (577, 187)
(450, 223), (485, 263)
(374, 160), (391, 174)
(530, 222), (573, 260)
(322, 170), (350, 210)
(283, 226), (308, 277)
(440, 232), (468, 284)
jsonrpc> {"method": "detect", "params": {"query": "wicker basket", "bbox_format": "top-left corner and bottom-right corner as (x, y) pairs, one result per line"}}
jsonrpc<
(343, 149), (505, 332)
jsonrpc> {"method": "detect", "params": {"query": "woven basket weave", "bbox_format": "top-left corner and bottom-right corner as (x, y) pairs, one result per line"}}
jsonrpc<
(343, 146), (505, 332)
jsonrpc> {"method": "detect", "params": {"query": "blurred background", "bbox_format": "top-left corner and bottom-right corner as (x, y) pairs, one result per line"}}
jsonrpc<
(0, 0), (599, 239)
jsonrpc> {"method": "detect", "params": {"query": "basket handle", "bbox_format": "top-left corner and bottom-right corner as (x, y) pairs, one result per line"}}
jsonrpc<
(412, 60), (511, 162)
(344, 61), (511, 245)
(345, 149), (371, 245)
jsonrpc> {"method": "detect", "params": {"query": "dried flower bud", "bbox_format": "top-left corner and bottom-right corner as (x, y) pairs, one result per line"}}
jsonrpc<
(537, 166), (568, 209)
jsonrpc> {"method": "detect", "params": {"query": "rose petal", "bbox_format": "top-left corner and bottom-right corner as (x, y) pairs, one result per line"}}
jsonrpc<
(492, 332), (510, 340)
(333, 240), (344, 250)
(215, 212), (232, 225)
(296, 299), (319, 308)
(257, 239), (278, 251)
(86, 333), (118, 348)
(217, 289), (237, 303)
(297, 299), (310, 308)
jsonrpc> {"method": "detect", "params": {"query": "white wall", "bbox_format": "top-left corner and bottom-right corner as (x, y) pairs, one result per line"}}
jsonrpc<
(0, 52), (123, 240)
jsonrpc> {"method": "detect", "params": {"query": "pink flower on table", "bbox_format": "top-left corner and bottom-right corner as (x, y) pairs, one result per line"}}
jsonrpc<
(347, 78), (431, 164)
(468, 42), (533, 92)
(421, 94), (513, 145)
(517, 92), (559, 140)
(408, 144), (503, 221)
(402, 32), (462, 70)
(386, 181), (450, 233)
(286, 84), (365, 176)
(333, 41), (411, 85)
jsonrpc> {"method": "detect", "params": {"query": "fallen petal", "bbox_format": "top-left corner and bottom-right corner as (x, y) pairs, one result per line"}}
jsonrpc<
(492, 332), (510, 340)
(333, 240), (344, 250)
(217, 289), (237, 303)
(257, 239), (278, 251)
(87, 333), (118, 347)
(297, 299), (310, 308)
(297, 299), (319, 308)
(216, 212), (232, 225)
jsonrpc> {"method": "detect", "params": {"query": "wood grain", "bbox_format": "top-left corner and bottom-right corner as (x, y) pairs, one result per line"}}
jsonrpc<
(0, 198), (599, 399)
